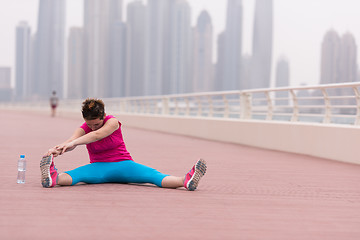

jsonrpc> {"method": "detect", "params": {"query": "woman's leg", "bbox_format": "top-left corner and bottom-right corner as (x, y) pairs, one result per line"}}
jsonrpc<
(110, 161), (170, 187)
(63, 162), (115, 185)
(115, 160), (206, 190)
(57, 173), (73, 186)
(161, 176), (184, 188)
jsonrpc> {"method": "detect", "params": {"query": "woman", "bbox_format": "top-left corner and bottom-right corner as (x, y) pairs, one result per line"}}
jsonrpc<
(40, 98), (207, 191)
(49, 91), (59, 117)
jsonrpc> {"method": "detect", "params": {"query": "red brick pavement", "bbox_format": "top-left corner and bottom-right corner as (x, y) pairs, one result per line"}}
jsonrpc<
(1, 109), (360, 239)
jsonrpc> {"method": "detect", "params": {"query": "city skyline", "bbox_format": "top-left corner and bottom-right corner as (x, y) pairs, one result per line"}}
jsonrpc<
(1, 0), (360, 92)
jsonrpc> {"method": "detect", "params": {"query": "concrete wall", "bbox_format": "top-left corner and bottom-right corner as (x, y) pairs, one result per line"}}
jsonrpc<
(115, 113), (360, 165)
(5, 105), (358, 165)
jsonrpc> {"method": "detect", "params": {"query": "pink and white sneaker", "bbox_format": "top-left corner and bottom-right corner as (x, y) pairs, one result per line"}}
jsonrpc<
(40, 154), (58, 188)
(184, 159), (207, 191)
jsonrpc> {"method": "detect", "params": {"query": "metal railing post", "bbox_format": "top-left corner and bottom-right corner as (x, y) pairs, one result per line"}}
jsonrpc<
(322, 88), (331, 124)
(353, 87), (360, 125)
(197, 96), (202, 117)
(240, 92), (251, 119)
(265, 91), (273, 121)
(290, 89), (298, 122)
(185, 97), (190, 116)
(223, 95), (229, 118)
(208, 95), (213, 117)
(162, 97), (169, 115)
(174, 98), (179, 115)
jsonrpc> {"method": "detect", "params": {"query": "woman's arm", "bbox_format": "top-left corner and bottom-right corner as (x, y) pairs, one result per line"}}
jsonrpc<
(45, 128), (86, 157)
(58, 118), (119, 155)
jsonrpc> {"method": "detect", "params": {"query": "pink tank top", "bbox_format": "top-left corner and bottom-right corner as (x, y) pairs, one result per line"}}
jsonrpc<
(80, 115), (133, 163)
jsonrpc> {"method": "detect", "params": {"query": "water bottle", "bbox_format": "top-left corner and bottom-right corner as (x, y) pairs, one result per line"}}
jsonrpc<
(17, 155), (26, 184)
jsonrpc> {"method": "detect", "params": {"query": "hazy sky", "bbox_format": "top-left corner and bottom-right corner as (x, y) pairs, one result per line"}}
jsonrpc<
(0, 0), (359, 88)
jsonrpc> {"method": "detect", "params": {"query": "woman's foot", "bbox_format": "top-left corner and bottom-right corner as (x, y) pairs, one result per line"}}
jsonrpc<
(40, 154), (58, 188)
(184, 159), (207, 191)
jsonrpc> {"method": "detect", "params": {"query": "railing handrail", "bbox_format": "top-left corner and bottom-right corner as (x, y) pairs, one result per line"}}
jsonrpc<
(2, 82), (360, 126)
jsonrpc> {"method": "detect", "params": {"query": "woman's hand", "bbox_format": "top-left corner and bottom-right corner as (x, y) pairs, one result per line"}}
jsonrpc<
(56, 141), (77, 155)
(44, 147), (61, 158)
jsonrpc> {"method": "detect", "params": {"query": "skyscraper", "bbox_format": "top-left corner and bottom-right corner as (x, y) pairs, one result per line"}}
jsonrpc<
(0, 67), (11, 89)
(33, 0), (65, 99)
(168, 0), (192, 94)
(275, 57), (290, 87)
(251, 0), (273, 89)
(320, 30), (341, 84)
(321, 30), (357, 84)
(275, 57), (290, 105)
(126, 1), (146, 97)
(67, 27), (83, 99)
(215, 32), (226, 91)
(193, 10), (213, 92)
(15, 21), (31, 100)
(109, 0), (126, 98)
(222, 0), (243, 90)
(240, 54), (252, 90)
(110, 21), (127, 97)
(145, 0), (170, 95)
(83, 0), (123, 98)
(0, 67), (12, 101)
(320, 30), (358, 108)
(339, 32), (357, 83)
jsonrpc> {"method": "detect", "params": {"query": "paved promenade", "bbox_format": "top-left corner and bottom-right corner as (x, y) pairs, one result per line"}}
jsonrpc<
(1, 109), (360, 239)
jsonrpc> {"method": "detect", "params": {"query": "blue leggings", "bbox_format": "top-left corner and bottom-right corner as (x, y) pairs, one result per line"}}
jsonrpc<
(65, 160), (169, 187)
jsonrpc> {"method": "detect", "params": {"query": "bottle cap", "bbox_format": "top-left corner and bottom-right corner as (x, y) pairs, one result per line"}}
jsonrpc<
(20, 155), (25, 158)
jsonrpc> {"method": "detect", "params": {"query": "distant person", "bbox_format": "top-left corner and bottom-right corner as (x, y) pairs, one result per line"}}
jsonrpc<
(50, 91), (59, 117)
(40, 98), (207, 190)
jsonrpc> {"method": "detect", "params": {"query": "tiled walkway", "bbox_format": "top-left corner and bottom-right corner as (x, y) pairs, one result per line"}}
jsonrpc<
(1, 109), (360, 239)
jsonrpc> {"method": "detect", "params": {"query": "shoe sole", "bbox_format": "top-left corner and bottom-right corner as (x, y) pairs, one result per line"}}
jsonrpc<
(187, 159), (207, 191)
(40, 155), (53, 188)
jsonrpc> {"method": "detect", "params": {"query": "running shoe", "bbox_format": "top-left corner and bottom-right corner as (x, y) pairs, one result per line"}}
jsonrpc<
(40, 154), (58, 188)
(184, 158), (207, 191)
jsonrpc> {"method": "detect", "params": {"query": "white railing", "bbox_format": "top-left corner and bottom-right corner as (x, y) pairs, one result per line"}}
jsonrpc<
(2, 82), (360, 125)
(102, 82), (360, 125)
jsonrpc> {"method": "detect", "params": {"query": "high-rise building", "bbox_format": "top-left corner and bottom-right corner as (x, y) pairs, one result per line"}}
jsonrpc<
(0, 67), (11, 89)
(0, 67), (12, 101)
(83, 0), (123, 98)
(320, 30), (358, 108)
(339, 32), (357, 83)
(193, 10), (213, 92)
(240, 54), (252, 90)
(145, 0), (170, 95)
(321, 30), (358, 84)
(339, 33), (357, 107)
(109, 0), (126, 98)
(168, 0), (192, 94)
(275, 57), (290, 87)
(67, 27), (83, 99)
(250, 0), (273, 89)
(215, 32), (226, 91)
(110, 21), (127, 97)
(222, 0), (243, 90)
(33, 0), (65, 99)
(320, 30), (341, 84)
(15, 21), (31, 100)
(126, 1), (146, 97)
(275, 57), (290, 105)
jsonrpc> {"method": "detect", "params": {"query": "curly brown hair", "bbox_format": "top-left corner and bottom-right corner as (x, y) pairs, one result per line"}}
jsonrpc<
(81, 98), (105, 120)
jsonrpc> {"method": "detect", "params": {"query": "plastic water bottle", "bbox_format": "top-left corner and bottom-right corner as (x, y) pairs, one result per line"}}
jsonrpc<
(17, 155), (26, 184)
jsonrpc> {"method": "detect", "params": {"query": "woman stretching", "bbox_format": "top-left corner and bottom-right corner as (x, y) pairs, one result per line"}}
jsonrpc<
(40, 98), (207, 190)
